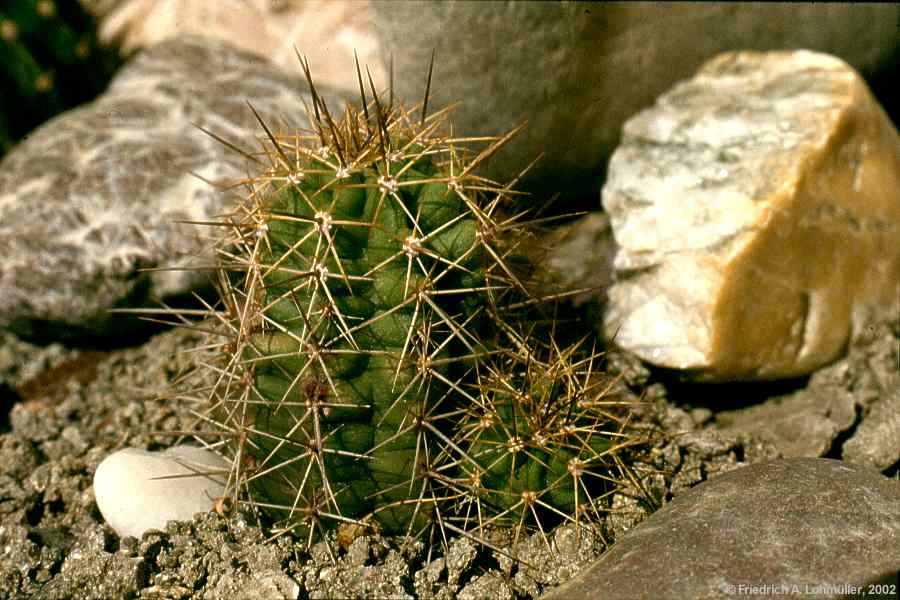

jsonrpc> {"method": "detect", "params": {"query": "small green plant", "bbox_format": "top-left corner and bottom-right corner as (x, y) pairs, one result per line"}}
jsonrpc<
(165, 54), (651, 554)
(192, 55), (536, 541)
(448, 323), (643, 547)
(0, 0), (119, 154)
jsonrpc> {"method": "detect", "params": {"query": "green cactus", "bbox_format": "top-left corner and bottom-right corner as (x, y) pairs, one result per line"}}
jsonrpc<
(448, 328), (641, 545)
(198, 57), (535, 541)
(169, 56), (653, 554)
(0, 0), (119, 154)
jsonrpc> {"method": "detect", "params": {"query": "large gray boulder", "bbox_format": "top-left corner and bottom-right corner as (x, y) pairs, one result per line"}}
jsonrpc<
(543, 458), (900, 600)
(373, 2), (899, 198)
(0, 37), (339, 342)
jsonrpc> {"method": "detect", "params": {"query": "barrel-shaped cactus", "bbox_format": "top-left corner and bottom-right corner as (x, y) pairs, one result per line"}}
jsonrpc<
(0, 0), (119, 154)
(180, 58), (652, 552)
(448, 332), (638, 542)
(201, 60), (535, 540)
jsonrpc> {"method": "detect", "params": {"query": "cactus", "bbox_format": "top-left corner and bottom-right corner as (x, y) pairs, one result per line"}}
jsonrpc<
(192, 55), (538, 543)
(447, 325), (641, 547)
(0, 0), (119, 154)
(168, 55), (652, 554)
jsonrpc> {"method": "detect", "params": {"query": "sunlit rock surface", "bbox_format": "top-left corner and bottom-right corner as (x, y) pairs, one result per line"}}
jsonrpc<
(93, 446), (229, 539)
(0, 37), (336, 341)
(602, 50), (900, 381)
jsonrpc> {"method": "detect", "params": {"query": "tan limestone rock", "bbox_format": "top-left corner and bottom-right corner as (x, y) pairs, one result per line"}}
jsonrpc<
(602, 50), (900, 381)
(91, 0), (386, 94)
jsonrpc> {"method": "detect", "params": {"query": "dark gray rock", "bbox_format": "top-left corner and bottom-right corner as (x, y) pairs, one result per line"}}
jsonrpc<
(542, 458), (900, 600)
(717, 386), (857, 459)
(373, 2), (899, 199)
(718, 320), (900, 471)
(0, 36), (341, 342)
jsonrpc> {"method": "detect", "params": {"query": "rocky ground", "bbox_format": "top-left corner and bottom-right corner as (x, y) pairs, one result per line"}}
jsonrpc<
(1, 5), (898, 599)
(1, 315), (896, 599)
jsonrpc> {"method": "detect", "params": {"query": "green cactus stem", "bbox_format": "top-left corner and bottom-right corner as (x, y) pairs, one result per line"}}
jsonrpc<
(196, 55), (537, 541)
(449, 329), (643, 545)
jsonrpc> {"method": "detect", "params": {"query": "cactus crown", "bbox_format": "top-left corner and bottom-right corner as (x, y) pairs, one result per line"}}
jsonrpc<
(168, 53), (650, 558)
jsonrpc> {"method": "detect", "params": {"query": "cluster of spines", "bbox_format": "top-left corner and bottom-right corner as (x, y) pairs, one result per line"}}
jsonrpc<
(167, 54), (648, 556)
(446, 326), (643, 548)
(0, 0), (119, 154)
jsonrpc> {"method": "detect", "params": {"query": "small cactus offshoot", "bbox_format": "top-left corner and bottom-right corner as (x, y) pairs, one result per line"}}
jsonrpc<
(448, 324), (644, 548)
(158, 54), (651, 556)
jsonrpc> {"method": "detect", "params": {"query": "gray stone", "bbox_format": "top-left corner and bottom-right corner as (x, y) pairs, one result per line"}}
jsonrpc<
(0, 36), (338, 341)
(373, 2), (899, 198)
(413, 536), (478, 599)
(542, 458), (900, 600)
(504, 523), (603, 597)
(844, 389), (900, 471)
(93, 445), (229, 539)
(303, 550), (412, 600)
(718, 319), (900, 470)
(233, 570), (300, 600)
(459, 573), (514, 600)
(38, 525), (150, 600)
(717, 387), (857, 459)
(840, 321), (900, 470)
(602, 50), (900, 380)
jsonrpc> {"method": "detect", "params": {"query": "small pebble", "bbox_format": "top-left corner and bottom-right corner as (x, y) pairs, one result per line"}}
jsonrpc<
(93, 445), (229, 539)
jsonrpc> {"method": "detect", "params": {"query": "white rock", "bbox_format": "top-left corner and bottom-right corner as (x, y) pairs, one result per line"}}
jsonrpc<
(602, 50), (900, 381)
(93, 0), (386, 95)
(93, 445), (230, 539)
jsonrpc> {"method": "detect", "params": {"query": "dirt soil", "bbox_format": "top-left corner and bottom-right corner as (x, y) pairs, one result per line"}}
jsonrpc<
(0, 317), (896, 599)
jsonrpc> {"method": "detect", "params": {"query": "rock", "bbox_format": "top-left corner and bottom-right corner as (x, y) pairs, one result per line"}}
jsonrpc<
(602, 50), (900, 381)
(234, 570), (301, 600)
(301, 542), (416, 600)
(39, 525), (150, 600)
(840, 321), (900, 471)
(536, 213), (617, 308)
(459, 573), (515, 600)
(373, 2), (899, 198)
(716, 386), (857, 459)
(718, 319), (900, 470)
(93, 445), (229, 539)
(93, 0), (386, 94)
(0, 36), (337, 341)
(843, 389), (900, 471)
(542, 458), (900, 600)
